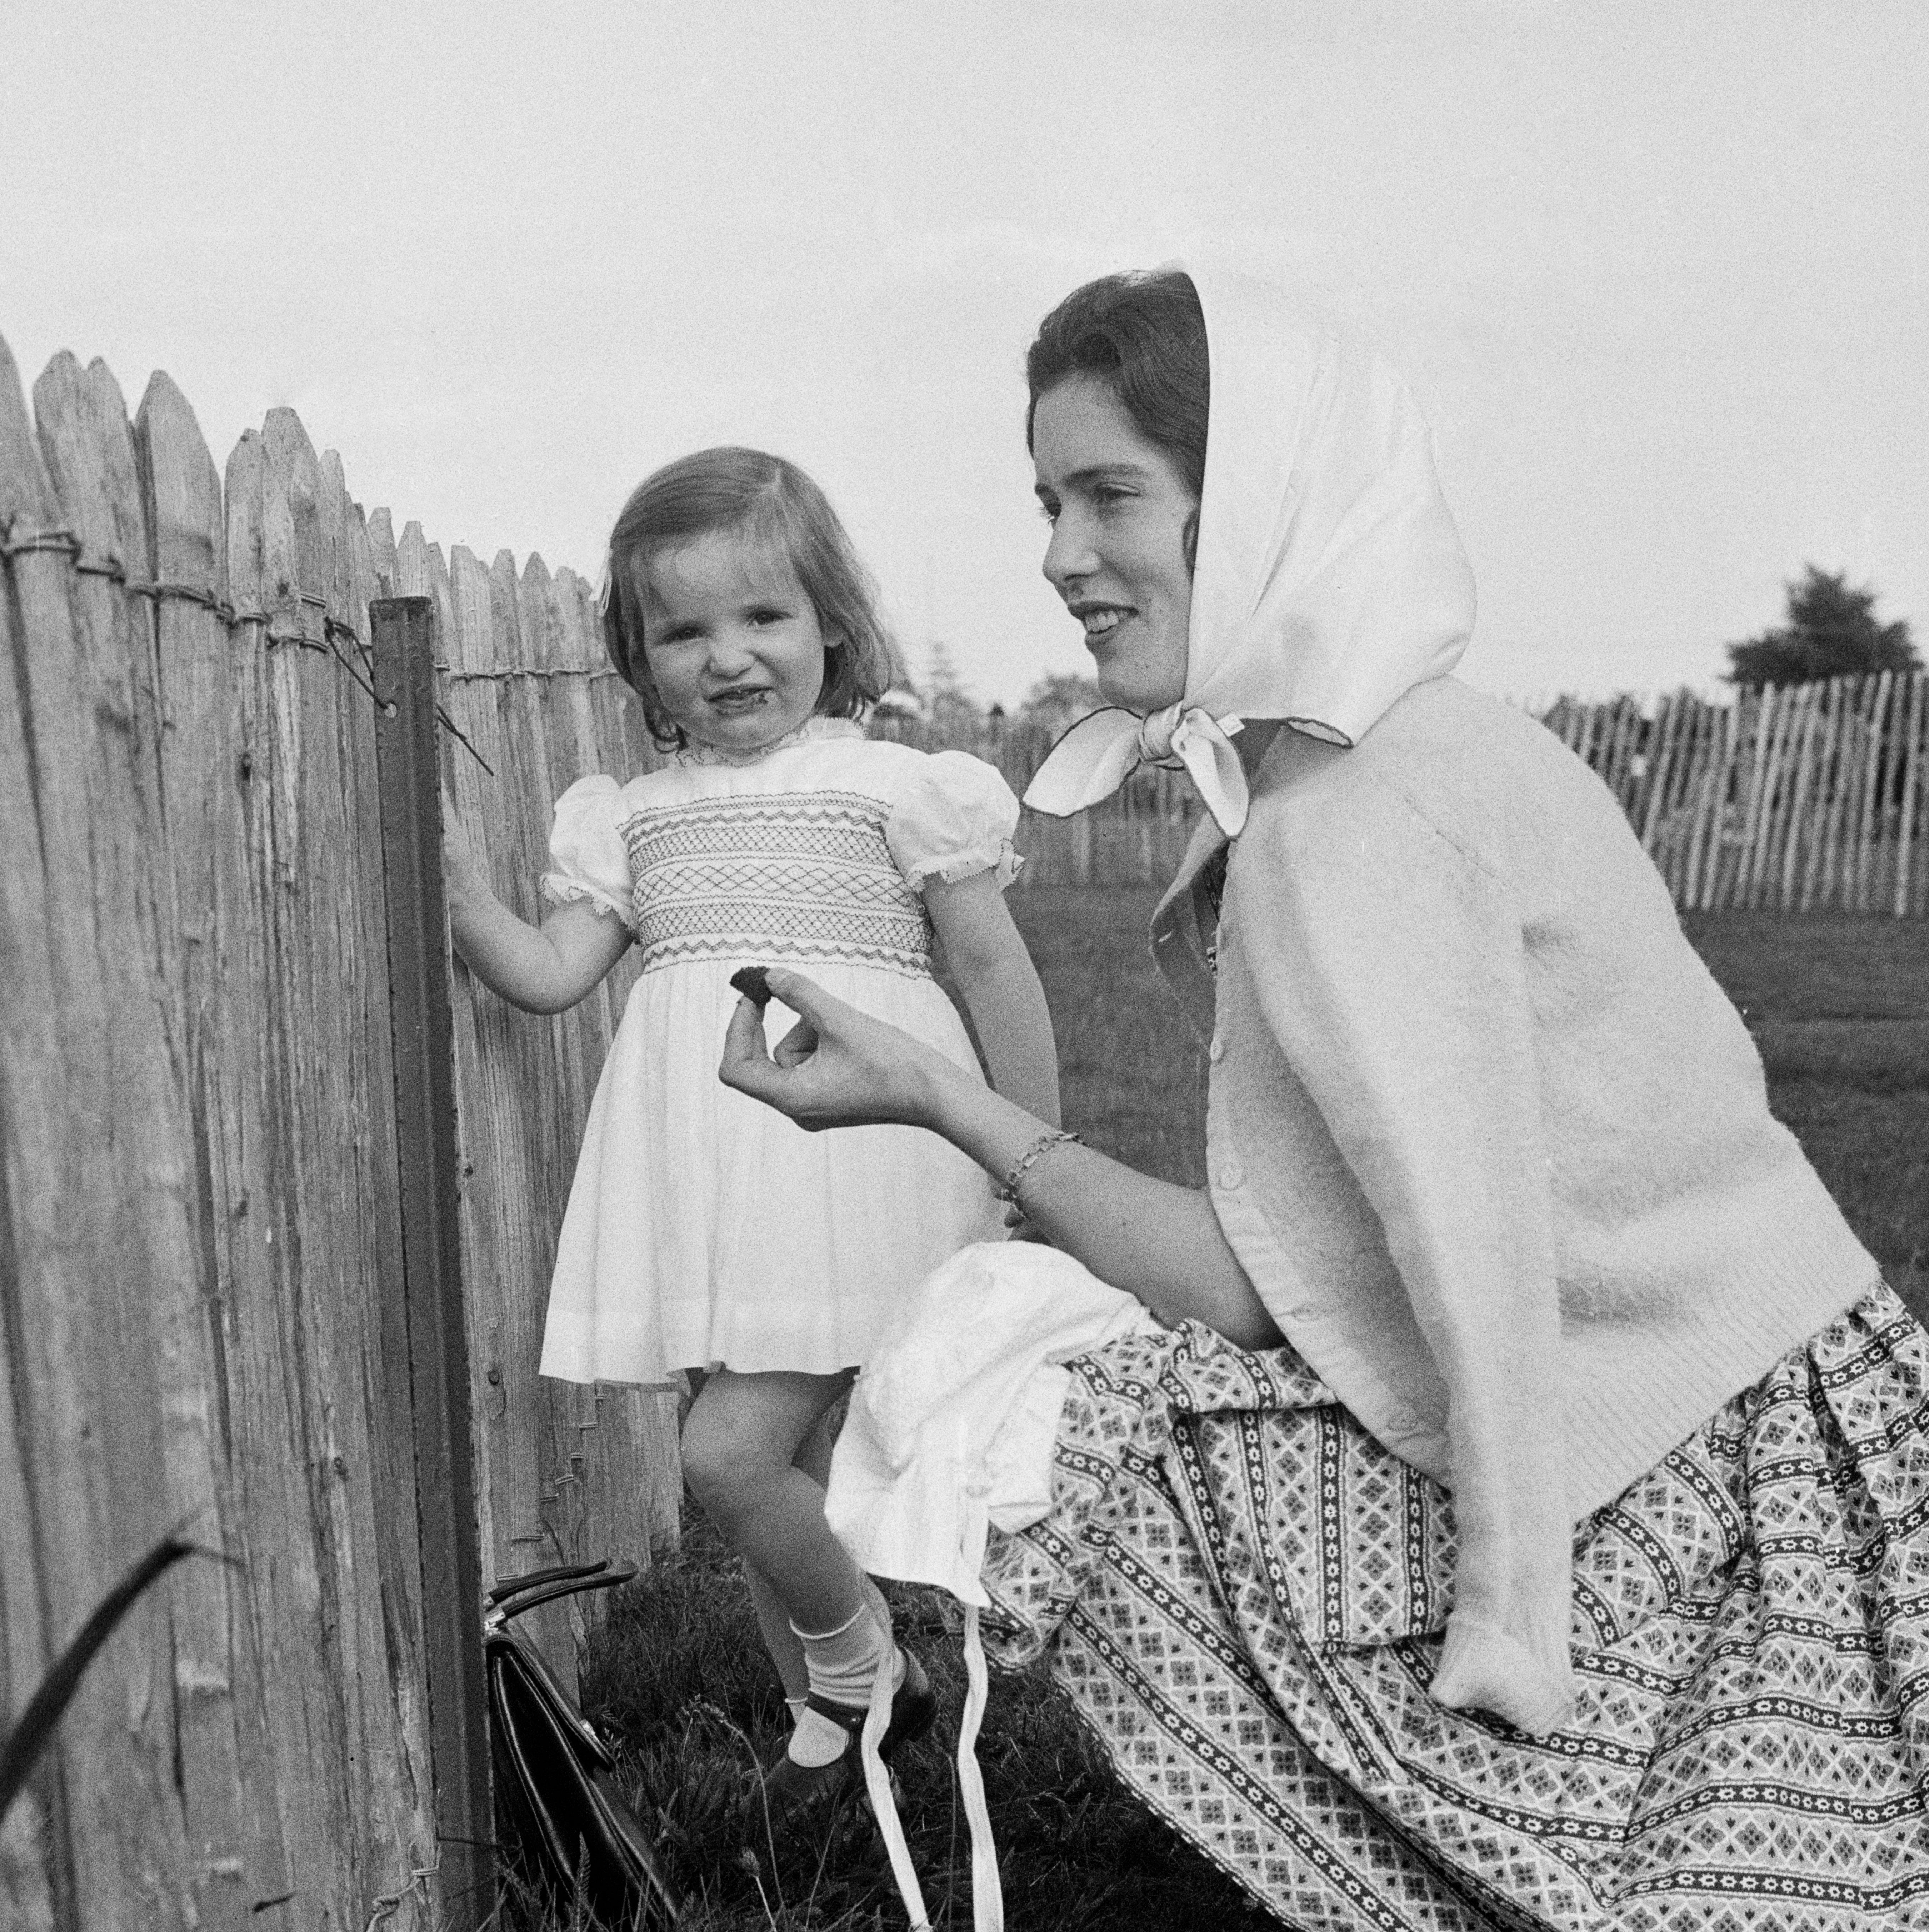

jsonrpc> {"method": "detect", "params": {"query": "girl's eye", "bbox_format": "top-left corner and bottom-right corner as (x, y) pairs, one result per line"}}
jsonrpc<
(1037, 501), (1060, 524)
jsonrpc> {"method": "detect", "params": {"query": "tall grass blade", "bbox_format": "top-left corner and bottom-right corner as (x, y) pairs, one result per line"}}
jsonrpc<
(0, 1533), (206, 1818)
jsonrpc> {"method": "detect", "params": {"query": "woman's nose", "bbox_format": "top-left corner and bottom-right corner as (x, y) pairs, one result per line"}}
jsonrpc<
(1042, 512), (1096, 593)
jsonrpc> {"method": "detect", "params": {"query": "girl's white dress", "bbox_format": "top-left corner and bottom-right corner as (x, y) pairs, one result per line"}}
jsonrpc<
(537, 716), (1016, 1386)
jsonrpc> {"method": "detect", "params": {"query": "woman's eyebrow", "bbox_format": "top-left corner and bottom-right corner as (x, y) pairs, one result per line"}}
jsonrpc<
(1038, 462), (1156, 496)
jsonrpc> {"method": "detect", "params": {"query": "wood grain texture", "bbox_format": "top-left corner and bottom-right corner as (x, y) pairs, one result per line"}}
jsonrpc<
(137, 369), (300, 1920)
(0, 338), (231, 1922)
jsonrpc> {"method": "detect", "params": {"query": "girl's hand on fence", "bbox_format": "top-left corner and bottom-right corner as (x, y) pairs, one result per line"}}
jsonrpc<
(718, 967), (954, 1131)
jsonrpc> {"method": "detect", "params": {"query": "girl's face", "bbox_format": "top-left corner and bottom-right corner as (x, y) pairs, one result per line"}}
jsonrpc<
(633, 531), (829, 752)
(1032, 374), (1197, 713)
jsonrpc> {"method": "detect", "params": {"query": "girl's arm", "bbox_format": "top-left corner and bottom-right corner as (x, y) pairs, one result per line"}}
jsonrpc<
(444, 820), (631, 1014)
(718, 969), (1281, 1350)
(922, 869), (1061, 1127)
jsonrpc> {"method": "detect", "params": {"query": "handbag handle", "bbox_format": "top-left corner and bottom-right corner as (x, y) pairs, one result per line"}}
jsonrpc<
(486, 1558), (612, 1605)
(488, 1564), (639, 1628)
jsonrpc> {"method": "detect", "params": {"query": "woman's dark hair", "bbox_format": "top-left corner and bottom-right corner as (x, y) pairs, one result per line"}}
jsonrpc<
(1024, 270), (1210, 505)
(600, 447), (897, 750)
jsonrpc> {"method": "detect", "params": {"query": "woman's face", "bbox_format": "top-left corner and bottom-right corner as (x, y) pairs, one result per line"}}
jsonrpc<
(1032, 374), (1198, 713)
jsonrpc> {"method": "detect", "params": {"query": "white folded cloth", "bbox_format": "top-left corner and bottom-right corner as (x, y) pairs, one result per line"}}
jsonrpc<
(826, 1241), (1160, 1931)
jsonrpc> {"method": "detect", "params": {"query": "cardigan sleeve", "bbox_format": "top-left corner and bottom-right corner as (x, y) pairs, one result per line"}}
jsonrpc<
(1233, 773), (1577, 1735)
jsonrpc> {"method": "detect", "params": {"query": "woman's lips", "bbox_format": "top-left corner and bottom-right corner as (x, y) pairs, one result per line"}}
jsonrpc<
(1076, 605), (1133, 640)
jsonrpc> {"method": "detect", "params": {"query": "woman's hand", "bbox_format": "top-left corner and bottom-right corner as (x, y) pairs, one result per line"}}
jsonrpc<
(718, 967), (960, 1132)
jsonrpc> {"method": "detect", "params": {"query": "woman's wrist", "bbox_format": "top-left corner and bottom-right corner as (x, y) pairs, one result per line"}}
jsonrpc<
(904, 1047), (992, 1136)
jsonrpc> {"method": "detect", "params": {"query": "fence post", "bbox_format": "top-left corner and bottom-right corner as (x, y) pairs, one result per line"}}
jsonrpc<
(371, 595), (494, 1923)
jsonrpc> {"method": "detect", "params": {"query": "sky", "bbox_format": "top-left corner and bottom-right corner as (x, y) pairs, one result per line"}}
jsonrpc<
(4, 0), (1925, 706)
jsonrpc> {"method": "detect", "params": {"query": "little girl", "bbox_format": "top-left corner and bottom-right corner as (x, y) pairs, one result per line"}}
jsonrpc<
(443, 446), (1060, 1813)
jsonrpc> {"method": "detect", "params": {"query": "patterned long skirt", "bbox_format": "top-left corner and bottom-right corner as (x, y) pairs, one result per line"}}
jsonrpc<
(979, 1282), (1929, 1930)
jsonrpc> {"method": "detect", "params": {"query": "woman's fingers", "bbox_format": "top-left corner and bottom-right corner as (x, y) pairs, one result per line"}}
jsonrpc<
(771, 1017), (819, 1070)
(720, 994), (779, 1089)
(715, 964), (945, 1131)
(758, 966), (847, 1030)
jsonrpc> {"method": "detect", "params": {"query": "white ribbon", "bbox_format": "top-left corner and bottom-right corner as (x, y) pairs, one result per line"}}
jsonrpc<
(859, 1508), (1005, 1932)
(1022, 702), (1249, 837)
(860, 1662), (932, 1930)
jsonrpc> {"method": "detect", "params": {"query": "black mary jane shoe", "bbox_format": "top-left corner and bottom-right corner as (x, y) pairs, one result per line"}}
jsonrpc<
(749, 1650), (936, 1824)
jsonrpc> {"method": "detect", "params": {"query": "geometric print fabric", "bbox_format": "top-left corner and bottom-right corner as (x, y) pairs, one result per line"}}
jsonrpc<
(981, 1282), (1929, 1929)
(622, 788), (935, 978)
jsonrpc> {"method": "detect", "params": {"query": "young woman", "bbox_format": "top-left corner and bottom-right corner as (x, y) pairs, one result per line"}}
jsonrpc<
(719, 269), (1926, 1927)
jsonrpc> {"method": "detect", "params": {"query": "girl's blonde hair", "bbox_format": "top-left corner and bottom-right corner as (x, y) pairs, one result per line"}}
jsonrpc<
(601, 447), (898, 749)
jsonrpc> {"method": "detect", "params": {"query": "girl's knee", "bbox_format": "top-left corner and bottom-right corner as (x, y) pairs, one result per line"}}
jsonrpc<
(679, 1407), (730, 1503)
(680, 1396), (764, 1521)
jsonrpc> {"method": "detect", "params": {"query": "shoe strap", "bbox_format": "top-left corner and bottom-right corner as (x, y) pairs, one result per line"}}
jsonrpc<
(800, 1690), (871, 1740)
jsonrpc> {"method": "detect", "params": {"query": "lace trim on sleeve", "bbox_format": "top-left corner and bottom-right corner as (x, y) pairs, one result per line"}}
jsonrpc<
(540, 871), (636, 932)
(901, 839), (1025, 893)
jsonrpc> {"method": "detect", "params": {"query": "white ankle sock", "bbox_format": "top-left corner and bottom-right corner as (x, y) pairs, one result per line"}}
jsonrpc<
(785, 1605), (903, 1767)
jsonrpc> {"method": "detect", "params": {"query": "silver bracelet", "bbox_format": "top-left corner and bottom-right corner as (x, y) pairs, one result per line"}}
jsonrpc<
(995, 1128), (1083, 1206)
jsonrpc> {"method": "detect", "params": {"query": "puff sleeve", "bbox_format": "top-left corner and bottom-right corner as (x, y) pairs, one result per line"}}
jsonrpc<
(883, 750), (1024, 891)
(540, 776), (635, 931)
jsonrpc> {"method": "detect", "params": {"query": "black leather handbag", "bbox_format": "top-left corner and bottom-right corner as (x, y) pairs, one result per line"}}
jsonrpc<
(485, 1560), (680, 1926)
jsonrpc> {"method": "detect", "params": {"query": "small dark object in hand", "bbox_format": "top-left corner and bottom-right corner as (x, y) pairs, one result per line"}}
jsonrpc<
(730, 965), (772, 1008)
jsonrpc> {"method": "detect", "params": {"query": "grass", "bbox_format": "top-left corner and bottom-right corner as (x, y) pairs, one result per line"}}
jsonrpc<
(1677, 910), (1929, 1312)
(538, 891), (1927, 1927)
(561, 1515), (1274, 1931)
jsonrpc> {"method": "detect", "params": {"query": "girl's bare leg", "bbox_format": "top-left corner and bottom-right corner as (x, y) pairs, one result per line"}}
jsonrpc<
(680, 1367), (863, 1634)
(740, 1404), (845, 1701)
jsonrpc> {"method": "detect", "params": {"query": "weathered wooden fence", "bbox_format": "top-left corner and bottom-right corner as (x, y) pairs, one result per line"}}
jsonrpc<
(884, 678), (1929, 912)
(0, 335), (676, 1929)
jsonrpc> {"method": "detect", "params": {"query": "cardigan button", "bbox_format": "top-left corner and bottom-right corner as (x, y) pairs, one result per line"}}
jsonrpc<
(1387, 1408), (1418, 1434)
(1218, 1161), (1244, 1190)
(1208, 1035), (1226, 1062)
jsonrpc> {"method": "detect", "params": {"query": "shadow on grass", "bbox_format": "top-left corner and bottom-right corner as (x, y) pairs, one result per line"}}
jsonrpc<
(563, 1512), (1272, 1931)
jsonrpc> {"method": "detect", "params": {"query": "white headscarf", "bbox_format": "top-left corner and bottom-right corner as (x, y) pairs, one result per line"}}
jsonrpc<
(1024, 264), (1477, 836)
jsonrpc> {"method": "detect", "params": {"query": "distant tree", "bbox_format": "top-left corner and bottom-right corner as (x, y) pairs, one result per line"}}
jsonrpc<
(1016, 671), (1104, 728)
(1725, 567), (1919, 687)
(916, 640), (986, 735)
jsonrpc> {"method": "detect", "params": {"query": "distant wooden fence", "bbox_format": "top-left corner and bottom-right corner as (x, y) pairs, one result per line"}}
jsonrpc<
(886, 678), (1929, 913)
(0, 335), (676, 1929)
(1540, 679), (1928, 915)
